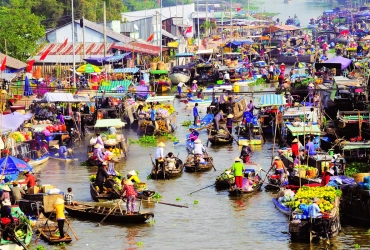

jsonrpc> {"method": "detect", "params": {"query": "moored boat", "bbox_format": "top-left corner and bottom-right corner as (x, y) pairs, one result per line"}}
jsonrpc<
(215, 170), (235, 189)
(184, 153), (214, 172)
(38, 225), (73, 244)
(48, 151), (77, 162)
(28, 155), (49, 166)
(65, 204), (154, 224)
(208, 129), (234, 145)
(228, 182), (263, 196)
(150, 156), (184, 180)
(228, 164), (263, 196)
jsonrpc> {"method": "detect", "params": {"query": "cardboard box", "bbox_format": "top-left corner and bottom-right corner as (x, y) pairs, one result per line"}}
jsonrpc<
(42, 185), (56, 194)
(28, 186), (40, 194)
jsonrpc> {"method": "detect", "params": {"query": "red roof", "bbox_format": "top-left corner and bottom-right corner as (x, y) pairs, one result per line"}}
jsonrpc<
(36, 43), (116, 56)
(111, 42), (167, 56)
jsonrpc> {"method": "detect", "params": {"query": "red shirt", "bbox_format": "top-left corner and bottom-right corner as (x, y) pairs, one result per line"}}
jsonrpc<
(21, 174), (36, 188)
(291, 143), (299, 157)
(321, 172), (330, 186)
(123, 184), (137, 197)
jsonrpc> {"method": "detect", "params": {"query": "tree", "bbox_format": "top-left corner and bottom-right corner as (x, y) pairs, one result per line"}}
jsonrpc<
(31, 0), (64, 28)
(0, 6), (45, 61)
(123, 0), (158, 11)
(200, 20), (217, 37)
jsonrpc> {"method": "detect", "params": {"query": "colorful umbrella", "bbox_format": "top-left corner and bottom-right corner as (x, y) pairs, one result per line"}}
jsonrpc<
(340, 30), (349, 36)
(76, 64), (101, 73)
(23, 76), (33, 96)
(0, 156), (33, 182)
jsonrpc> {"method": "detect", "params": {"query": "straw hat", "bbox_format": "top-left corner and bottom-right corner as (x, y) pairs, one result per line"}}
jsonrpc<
(0, 175), (5, 180)
(2, 199), (11, 206)
(194, 139), (202, 144)
(94, 144), (100, 149)
(219, 110), (223, 114)
(193, 80), (197, 83)
(292, 138), (298, 143)
(23, 171), (30, 175)
(2, 185), (10, 192)
(274, 156), (280, 160)
(54, 198), (64, 205)
(308, 83), (314, 87)
(124, 179), (133, 185)
(157, 142), (165, 147)
(12, 181), (18, 185)
(227, 114), (234, 118)
(234, 157), (241, 162)
(128, 170), (137, 176)
(281, 63), (285, 65)
(24, 123), (32, 128)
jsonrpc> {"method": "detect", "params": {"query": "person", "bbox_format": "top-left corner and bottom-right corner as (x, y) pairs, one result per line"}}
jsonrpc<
(64, 187), (78, 206)
(268, 63), (274, 80)
(291, 138), (299, 158)
(193, 103), (199, 126)
(166, 152), (176, 171)
(121, 179), (137, 215)
(53, 198), (67, 240)
(279, 63), (286, 75)
(246, 100), (254, 114)
(193, 139), (205, 158)
(95, 162), (109, 193)
(150, 105), (156, 126)
(73, 110), (81, 134)
(240, 143), (252, 163)
(0, 185), (10, 201)
(58, 112), (65, 124)
(95, 145), (105, 166)
(308, 107), (318, 123)
(242, 111), (253, 138)
(95, 132), (104, 148)
(269, 156), (287, 185)
(305, 136), (317, 156)
(155, 142), (165, 173)
(231, 157), (244, 189)
(127, 170), (141, 183)
(188, 126), (199, 141)
(108, 126), (117, 135)
(308, 197), (322, 218)
(213, 110), (224, 132)
(11, 181), (25, 204)
(1, 199), (13, 222)
(19, 171), (36, 190)
(177, 82), (186, 95)
(197, 89), (204, 99)
(226, 114), (234, 134)
(321, 168), (333, 186)
(223, 71), (230, 84)
(219, 90), (227, 113)
(191, 80), (198, 93)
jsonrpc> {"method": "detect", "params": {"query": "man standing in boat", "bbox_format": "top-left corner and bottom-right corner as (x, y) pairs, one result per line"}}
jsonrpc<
(269, 156), (287, 186)
(231, 157), (244, 189)
(193, 103), (199, 126)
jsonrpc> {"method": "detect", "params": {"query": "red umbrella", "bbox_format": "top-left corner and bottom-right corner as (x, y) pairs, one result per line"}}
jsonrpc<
(340, 30), (349, 36)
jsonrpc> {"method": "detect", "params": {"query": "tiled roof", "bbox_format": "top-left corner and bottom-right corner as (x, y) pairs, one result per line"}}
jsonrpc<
(0, 53), (27, 69)
(36, 42), (116, 56)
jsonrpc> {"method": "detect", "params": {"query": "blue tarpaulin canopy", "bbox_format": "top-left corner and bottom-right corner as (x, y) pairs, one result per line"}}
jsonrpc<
(0, 156), (33, 182)
(224, 40), (254, 48)
(84, 53), (131, 66)
(258, 94), (286, 107)
(175, 52), (194, 57)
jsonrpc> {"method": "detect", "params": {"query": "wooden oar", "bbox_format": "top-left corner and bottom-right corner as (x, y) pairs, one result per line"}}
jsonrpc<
(96, 200), (121, 226)
(35, 212), (53, 243)
(65, 218), (79, 240)
(138, 199), (188, 208)
(149, 154), (157, 180)
(189, 183), (216, 195)
(223, 127), (239, 144)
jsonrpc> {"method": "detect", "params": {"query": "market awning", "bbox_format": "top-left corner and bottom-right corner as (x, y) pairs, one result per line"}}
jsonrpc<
(196, 49), (215, 54)
(324, 56), (352, 70)
(286, 124), (321, 136)
(146, 96), (175, 103)
(262, 25), (300, 34)
(224, 40), (254, 48)
(84, 53), (131, 65)
(94, 119), (126, 128)
(161, 29), (178, 40)
(175, 52), (194, 57)
(113, 68), (140, 74)
(99, 80), (133, 92)
(0, 112), (33, 132)
(343, 144), (370, 150)
(39, 93), (77, 103)
(258, 94), (286, 107)
(0, 73), (18, 82)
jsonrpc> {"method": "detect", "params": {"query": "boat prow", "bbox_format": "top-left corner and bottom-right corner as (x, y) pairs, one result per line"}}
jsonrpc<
(28, 155), (49, 166)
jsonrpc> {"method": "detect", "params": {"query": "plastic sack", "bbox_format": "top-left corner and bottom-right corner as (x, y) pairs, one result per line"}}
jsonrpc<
(90, 137), (97, 145)
(47, 188), (61, 194)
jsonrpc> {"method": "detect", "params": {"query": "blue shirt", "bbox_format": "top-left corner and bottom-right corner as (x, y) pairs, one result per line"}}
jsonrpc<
(305, 141), (316, 155)
(308, 203), (321, 218)
(150, 109), (156, 121)
(193, 106), (199, 117)
(243, 112), (253, 123)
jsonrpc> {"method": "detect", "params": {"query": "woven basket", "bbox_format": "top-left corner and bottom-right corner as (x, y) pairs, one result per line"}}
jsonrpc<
(354, 173), (370, 183)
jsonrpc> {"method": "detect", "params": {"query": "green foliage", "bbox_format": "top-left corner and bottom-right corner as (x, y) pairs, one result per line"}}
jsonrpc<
(345, 162), (370, 177)
(31, 0), (63, 28)
(0, 4), (45, 61)
(123, 0), (158, 11)
(354, 244), (361, 248)
(181, 120), (192, 127)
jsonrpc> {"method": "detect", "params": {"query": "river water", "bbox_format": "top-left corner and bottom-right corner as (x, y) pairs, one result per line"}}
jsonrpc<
(30, 96), (370, 250)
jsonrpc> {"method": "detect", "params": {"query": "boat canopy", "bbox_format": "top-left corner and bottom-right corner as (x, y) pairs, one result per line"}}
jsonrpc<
(343, 144), (370, 150)
(257, 94), (286, 107)
(146, 96), (175, 103)
(113, 68), (140, 74)
(196, 49), (215, 55)
(94, 119), (126, 128)
(0, 112), (33, 132)
(324, 57), (352, 70)
(175, 52), (194, 57)
(36, 92), (89, 103)
(262, 25), (300, 34)
(286, 124), (321, 136)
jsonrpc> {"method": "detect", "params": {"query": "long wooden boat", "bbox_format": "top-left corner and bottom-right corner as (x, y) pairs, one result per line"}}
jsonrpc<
(215, 171), (235, 189)
(48, 152), (77, 162)
(272, 197), (291, 215)
(208, 129), (234, 145)
(38, 225), (72, 244)
(191, 114), (214, 131)
(150, 157), (184, 180)
(186, 98), (212, 107)
(184, 153), (214, 172)
(28, 155), (49, 166)
(169, 72), (190, 85)
(65, 204), (154, 224)
(228, 182), (263, 196)
(264, 174), (283, 191)
(340, 184), (370, 224)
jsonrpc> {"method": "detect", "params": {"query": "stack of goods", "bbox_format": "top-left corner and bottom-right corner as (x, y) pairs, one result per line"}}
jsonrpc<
(216, 170), (235, 182)
(8, 132), (28, 143)
(293, 165), (318, 179)
(284, 186), (342, 218)
(45, 124), (67, 133)
(277, 189), (296, 208)
(89, 174), (122, 192)
(142, 104), (175, 118)
(157, 120), (168, 132)
(357, 176), (370, 190)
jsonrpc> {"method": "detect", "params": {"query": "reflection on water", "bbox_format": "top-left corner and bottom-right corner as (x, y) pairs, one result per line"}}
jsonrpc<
(30, 99), (370, 249)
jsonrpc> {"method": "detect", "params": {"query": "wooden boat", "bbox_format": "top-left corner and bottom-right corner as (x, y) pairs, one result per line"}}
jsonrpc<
(272, 197), (291, 215)
(150, 157), (184, 179)
(192, 113), (214, 131)
(28, 155), (49, 166)
(340, 184), (370, 224)
(186, 98), (212, 107)
(215, 170), (235, 189)
(169, 72), (190, 85)
(184, 153), (214, 172)
(38, 225), (72, 244)
(228, 182), (263, 196)
(48, 152), (77, 162)
(65, 204), (154, 224)
(208, 129), (233, 145)
(264, 174), (282, 191)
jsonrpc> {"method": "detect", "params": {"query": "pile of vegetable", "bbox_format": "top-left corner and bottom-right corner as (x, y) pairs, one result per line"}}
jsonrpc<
(8, 132), (29, 143)
(293, 165), (318, 178)
(216, 170), (234, 182)
(249, 77), (266, 87)
(129, 135), (158, 146)
(139, 120), (151, 131)
(181, 120), (192, 127)
(142, 103), (175, 117)
(344, 162), (370, 177)
(285, 186), (342, 212)
(15, 229), (26, 240)
(157, 120), (168, 131)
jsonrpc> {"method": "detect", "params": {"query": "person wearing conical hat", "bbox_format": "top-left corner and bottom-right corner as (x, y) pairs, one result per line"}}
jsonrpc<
(213, 110), (224, 132)
(155, 142), (165, 174)
(95, 162), (110, 193)
(269, 156), (287, 186)
(193, 139), (205, 160)
(11, 181), (25, 204)
(226, 114), (235, 134)
(0, 185), (11, 202)
(53, 198), (66, 240)
(127, 170), (141, 184)
(291, 138), (299, 158)
(231, 157), (244, 189)
(240, 142), (252, 163)
(121, 179), (137, 215)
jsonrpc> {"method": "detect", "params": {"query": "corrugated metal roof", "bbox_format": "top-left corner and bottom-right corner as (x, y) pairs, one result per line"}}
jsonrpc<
(175, 52), (194, 57)
(0, 53), (27, 69)
(36, 42), (116, 56)
(113, 68), (140, 73)
(99, 80), (133, 92)
(111, 42), (166, 56)
(258, 94), (286, 107)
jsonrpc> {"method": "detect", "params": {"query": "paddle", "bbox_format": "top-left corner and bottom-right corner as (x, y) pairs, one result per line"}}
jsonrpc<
(137, 198), (188, 208)
(65, 218), (79, 240)
(35, 212), (53, 243)
(204, 150), (216, 171)
(189, 183), (216, 195)
(223, 127), (239, 144)
(149, 154), (157, 180)
(96, 200), (121, 226)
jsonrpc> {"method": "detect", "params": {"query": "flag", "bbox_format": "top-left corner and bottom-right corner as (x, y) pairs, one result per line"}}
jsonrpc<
(185, 26), (193, 34)
(0, 57), (6, 71)
(236, 7), (242, 12)
(39, 49), (51, 61)
(208, 7), (211, 13)
(62, 38), (68, 48)
(26, 60), (35, 73)
(147, 33), (155, 42)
